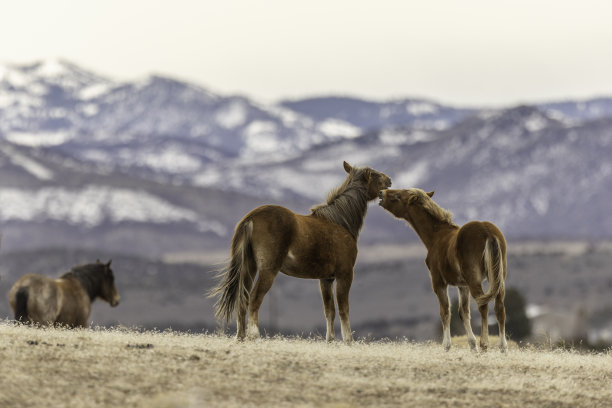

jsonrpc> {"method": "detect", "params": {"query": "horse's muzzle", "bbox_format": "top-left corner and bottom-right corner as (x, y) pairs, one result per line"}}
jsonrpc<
(111, 296), (120, 307)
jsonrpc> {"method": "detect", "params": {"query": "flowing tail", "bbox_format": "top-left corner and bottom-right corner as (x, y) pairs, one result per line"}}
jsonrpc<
(476, 236), (505, 308)
(209, 219), (254, 323)
(14, 287), (30, 323)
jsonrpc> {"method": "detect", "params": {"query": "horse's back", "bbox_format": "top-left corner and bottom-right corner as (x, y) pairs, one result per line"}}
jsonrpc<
(245, 204), (298, 233)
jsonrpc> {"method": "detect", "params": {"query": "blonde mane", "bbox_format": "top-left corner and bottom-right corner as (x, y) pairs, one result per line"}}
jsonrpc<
(408, 188), (458, 227)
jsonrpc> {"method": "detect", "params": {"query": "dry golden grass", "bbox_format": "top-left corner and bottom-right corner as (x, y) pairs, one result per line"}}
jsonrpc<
(1, 321), (611, 408)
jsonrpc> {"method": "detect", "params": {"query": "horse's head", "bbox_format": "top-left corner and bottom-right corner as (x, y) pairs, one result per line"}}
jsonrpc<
(343, 161), (392, 201)
(378, 188), (434, 219)
(99, 260), (120, 307)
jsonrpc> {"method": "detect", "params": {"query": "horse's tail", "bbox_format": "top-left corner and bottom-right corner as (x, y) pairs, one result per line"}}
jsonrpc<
(476, 236), (505, 308)
(14, 287), (30, 323)
(209, 219), (254, 323)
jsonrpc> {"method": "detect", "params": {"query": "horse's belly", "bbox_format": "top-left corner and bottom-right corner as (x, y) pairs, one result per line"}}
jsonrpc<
(280, 264), (335, 280)
(279, 254), (337, 279)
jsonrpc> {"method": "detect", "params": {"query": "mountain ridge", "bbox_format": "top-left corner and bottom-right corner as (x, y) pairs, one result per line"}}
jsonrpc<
(1, 59), (612, 256)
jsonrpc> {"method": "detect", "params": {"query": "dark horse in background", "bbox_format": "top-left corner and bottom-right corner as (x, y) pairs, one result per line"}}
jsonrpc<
(8, 260), (120, 328)
(211, 161), (392, 342)
(379, 188), (508, 352)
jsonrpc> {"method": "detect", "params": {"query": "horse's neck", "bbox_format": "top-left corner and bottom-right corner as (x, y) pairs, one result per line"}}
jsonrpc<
(66, 271), (99, 301)
(408, 210), (453, 250)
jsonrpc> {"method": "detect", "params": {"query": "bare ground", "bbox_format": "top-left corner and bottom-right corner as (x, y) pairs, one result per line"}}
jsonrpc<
(1, 322), (611, 408)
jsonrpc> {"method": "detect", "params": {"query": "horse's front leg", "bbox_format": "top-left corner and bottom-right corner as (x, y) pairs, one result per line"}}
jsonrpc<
(319, 279), (336, 342)
(335, 274), (353, 343)
(433, 284), (451, 351)
(247, 269), (277, 339)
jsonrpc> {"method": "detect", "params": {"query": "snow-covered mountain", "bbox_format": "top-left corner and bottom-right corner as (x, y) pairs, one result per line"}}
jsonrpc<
(1, 60), (364, 179)
(1, 59), (612, 256)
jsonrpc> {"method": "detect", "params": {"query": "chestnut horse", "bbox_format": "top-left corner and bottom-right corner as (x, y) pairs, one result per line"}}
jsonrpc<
(379, 188), (508, 352)
(8, 260), (120, 328)
(210, 161), (392, 342)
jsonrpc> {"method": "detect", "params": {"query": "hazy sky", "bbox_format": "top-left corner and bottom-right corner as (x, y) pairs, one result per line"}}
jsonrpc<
(1, 0), (611, 106)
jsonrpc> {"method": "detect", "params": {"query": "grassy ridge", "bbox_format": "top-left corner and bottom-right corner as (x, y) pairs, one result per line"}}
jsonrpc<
(1, 322), (611, 408)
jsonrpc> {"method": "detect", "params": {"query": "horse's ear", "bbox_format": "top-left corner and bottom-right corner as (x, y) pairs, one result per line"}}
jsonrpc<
(343, 161), (352, 173)
(106, 260), (112, 268)
(427, 191), (435, 198)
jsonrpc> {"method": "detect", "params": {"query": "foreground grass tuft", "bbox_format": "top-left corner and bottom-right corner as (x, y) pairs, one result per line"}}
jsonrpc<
(1, 321), (611, 407)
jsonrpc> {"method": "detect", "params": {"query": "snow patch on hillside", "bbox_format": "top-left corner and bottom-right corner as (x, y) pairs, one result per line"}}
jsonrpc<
(317, 119), (361, 138)
(406, 102), (438, 115)
(6, 131), (72, 147)
(0, 143), (54, 180)
(216, 100), (248, 129)
(0, 186), (227, 235)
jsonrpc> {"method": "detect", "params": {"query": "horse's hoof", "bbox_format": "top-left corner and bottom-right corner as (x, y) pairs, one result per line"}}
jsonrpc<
(246, 330), (260, 340)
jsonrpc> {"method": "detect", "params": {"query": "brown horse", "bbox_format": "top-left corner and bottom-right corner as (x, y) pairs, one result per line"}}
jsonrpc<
(210, 161), (392, 342)
(8, 260), (120, 328)
(379, 188), (508, 352)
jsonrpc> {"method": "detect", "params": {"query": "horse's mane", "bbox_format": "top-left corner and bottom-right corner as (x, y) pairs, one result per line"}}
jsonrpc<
(408, 188), (458, 227)
(60, 262), (110, 301)
(310, 166), (370, 239)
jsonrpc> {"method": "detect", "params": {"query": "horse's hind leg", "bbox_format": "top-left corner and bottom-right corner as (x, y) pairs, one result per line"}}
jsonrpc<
(335, 274), (353, 343)
(495, 290), (508, 352)
(469, 283), (489, 351)
(319, 279), (336, 342)
(458, 286), (478, 351)
(247, 268), (278, 339)
(236, 258), (256, 340)
(433, 284), (451, 351)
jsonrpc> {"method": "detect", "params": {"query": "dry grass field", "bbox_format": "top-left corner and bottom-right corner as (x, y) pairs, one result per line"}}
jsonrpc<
(1, 322), (611, 408)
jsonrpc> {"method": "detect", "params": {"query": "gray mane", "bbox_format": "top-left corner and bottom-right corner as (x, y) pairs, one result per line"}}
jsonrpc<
(310, 167), (370, 239)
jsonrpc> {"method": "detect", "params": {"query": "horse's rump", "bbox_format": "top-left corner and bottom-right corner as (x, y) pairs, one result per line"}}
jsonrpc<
(14, 287), (29, 322)
(211, 216), (255, 322)
(477, 235), (505, 307)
